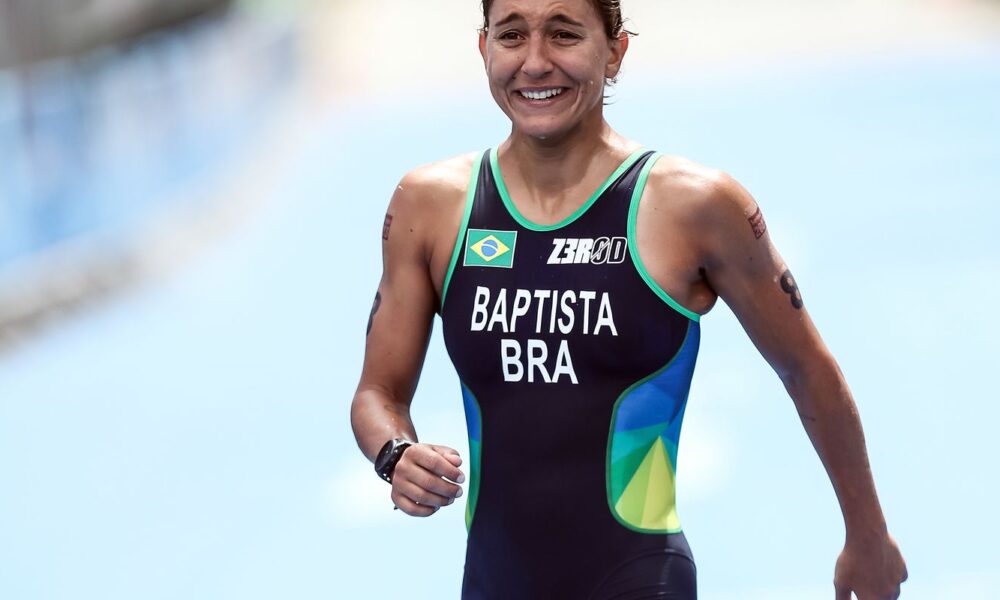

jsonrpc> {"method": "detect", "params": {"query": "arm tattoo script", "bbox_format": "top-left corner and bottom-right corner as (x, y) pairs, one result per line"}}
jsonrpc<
(779, 269), (804, 310)
(382, 213), (393, 241)
(366, 291), (382, 335)
(748, 206), (767, 239)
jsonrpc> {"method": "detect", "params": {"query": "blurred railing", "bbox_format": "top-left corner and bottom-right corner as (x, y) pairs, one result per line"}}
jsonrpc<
(0, 2), (300, 347)
(0, 0), (234, 69)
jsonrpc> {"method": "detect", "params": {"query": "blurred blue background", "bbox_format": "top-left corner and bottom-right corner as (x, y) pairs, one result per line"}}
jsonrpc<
(1, 1), (998, 598)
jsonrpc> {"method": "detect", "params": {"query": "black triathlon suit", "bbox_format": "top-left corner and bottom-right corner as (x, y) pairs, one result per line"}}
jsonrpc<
(440, 148), (702, 599)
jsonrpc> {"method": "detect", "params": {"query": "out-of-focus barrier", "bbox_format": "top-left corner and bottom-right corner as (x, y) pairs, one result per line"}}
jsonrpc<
(0, 0), (233, 68)
(0, 7), (300, 351)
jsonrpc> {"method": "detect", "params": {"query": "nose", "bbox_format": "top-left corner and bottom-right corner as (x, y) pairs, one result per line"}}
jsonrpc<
(520, 37), (553, 79)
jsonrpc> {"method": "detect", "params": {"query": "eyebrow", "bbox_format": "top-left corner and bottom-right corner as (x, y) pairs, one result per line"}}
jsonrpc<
(492, 12), (586, 29)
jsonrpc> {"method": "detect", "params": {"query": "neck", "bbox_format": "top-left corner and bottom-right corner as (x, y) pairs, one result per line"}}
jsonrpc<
(500, 114), (628, 210)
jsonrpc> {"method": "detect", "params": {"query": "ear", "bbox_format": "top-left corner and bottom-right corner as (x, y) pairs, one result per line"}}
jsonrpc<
(479, 29), (488, 67)
(605, 32), (629, 79)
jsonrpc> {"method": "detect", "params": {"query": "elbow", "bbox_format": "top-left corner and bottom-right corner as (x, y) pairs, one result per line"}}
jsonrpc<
(776, 354), (851, 410)
(774, 354), (811, 397)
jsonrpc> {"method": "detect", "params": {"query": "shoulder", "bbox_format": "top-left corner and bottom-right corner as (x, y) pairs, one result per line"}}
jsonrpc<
(641, 155), (763, 254)
(384, 152), (480, 265)
(643, 155), (757, 223)
(390, 152), (480, 214)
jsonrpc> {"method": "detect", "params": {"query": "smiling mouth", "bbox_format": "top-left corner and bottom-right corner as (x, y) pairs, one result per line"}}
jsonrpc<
(517, 88), (566, 100)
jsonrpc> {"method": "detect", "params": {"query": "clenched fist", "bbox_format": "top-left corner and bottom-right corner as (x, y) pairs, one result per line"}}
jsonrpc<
(391, 443), (466, 517)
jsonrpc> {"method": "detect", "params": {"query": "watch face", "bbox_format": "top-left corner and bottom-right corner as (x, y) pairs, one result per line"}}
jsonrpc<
(375, 440), (396, 471)
(375, 439), (411, 481)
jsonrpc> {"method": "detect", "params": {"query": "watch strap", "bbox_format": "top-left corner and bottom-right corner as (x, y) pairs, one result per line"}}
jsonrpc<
(374, 438), (413, 483)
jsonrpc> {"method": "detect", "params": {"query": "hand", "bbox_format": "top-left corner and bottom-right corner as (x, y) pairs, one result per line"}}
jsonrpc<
(391, 443), (465, 517)
(834, 533), (908, 600)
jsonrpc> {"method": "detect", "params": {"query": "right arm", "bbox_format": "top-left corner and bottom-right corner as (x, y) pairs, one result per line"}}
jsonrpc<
(350, 168), (466, 517)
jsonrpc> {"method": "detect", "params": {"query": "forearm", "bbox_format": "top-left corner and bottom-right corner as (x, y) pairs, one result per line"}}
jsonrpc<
(781, 356), (887, 542)
(350, 384), (418, 463)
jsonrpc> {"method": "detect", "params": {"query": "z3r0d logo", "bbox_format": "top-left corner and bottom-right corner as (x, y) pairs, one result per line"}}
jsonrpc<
(464, 229), (517, 268)
(547, 237), (627, 265)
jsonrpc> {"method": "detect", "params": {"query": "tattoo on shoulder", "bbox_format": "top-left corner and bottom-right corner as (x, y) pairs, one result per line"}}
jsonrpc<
(382, 213), (394, 241)
(366, 291), (382, 335)
(779, 269), (804, 310)
(748, 206), (767, 239)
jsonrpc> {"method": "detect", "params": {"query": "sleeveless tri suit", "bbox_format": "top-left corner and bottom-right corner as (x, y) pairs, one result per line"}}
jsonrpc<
(440, 148), (702, 599)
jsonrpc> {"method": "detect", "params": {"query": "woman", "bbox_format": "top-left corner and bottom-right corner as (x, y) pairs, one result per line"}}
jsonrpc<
(351, 0), (908, 598)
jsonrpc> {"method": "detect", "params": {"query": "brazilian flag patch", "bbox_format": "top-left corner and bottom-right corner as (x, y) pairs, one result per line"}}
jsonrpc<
(464, 229), (517, 268)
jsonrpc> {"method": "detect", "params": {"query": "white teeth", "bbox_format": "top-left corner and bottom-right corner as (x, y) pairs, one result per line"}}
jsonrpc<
(520, 88), (563, 100)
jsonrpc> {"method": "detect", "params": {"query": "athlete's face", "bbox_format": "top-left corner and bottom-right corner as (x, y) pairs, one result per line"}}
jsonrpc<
(479, 0), (628, 141)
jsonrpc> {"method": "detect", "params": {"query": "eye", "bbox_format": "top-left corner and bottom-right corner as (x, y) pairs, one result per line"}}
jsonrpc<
(496, 30), (524, 42)
(553, 30), (582, 43)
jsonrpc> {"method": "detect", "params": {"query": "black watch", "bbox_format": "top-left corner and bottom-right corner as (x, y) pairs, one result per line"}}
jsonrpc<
(374, 438), (413, 483)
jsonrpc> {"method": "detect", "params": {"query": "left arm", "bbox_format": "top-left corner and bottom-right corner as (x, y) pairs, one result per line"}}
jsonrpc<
(693, 174), (908, 600)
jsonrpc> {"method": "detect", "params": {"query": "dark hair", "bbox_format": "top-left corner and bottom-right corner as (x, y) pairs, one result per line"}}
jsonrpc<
(481, 0), (635, 39)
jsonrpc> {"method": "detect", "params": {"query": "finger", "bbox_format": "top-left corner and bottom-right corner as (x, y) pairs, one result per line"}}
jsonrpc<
(441, 455), (465, 479)
(834, 585), (851, 600)
(396, 478), (457, 508)
(430, 445), (465, 470)
(391, 490), (438, 517)
(413, 447), (466, 484)
(395, 452), (465, 498)
(430, 444), (461, 459)
(409, 464), (465, 499)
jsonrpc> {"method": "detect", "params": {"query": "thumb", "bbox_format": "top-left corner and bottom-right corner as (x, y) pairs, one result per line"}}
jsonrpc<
(834, 585), (852, 600)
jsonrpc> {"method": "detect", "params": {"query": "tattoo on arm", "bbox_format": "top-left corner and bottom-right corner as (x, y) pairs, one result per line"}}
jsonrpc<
(382, 213), (394, 241)
(366, 291), (382, 335)
(748, 206), (767, 239)
(779, 269), (804, 309)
